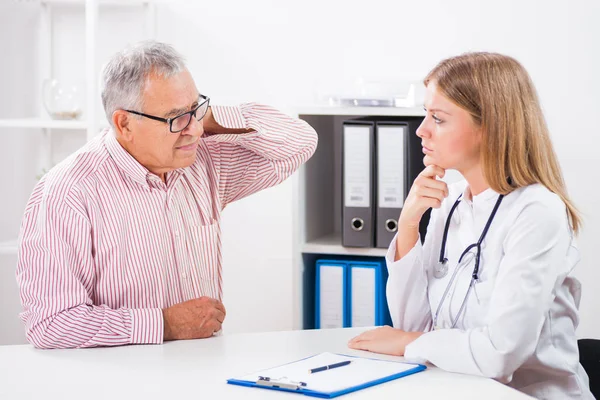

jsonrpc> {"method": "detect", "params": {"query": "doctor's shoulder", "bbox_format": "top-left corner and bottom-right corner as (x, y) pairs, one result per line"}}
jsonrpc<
(503, 183), (572, 233)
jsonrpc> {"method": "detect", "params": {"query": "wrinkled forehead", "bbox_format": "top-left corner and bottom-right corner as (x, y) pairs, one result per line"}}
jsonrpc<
(141, 69), (199, 114)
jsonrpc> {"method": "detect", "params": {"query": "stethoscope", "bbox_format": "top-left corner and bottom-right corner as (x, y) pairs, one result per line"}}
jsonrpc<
(432, 193), (504, 329)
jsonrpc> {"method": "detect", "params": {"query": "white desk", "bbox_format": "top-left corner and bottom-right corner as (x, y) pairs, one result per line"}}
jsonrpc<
(0, 328), (531, 399)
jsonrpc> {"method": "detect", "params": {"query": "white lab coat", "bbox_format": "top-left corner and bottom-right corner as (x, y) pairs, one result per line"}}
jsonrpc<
(387, 180), (594, 399)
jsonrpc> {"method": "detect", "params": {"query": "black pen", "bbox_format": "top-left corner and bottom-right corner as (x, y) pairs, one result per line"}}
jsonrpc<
(308, 360), (352, 374)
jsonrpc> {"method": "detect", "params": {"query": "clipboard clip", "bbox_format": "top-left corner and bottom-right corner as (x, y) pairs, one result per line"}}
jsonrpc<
(256, 376), (307, 390)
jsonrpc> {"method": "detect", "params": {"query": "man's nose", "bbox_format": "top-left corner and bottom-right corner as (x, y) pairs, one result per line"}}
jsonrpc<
(181, 116), (203, 137)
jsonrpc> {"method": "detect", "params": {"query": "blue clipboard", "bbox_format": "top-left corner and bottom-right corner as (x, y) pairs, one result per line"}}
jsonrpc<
(227, 352), (426, 398)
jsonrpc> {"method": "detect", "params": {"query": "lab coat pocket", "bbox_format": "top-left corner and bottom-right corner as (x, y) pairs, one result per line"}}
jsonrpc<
(187, 221), (221, 298)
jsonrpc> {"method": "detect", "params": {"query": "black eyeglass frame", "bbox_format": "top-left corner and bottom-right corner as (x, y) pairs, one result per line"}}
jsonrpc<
(125, 94), (210, 133)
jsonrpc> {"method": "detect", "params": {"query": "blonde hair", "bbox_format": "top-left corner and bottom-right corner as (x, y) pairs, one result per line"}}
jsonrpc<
(425, 52), (581, 234)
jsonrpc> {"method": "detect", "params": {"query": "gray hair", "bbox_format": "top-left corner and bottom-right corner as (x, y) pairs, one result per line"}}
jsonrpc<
(101, 40), (186, 127)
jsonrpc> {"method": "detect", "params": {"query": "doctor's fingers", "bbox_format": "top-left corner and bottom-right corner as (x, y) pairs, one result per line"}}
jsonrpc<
(350, 327), (386, 343)
(415, 186), (448, 201)
(417, 174), (448, 192)
(348, 339), (371, 351)
(420, 164), (446, 179)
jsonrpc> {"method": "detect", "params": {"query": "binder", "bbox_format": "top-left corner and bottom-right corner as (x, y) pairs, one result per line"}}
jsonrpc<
(348, 260), (391, 327)
(375, 122), (408, 248)
(227, 351), (426, 398)
(342, 121), (375, 247)
(315, 260), (348, 329)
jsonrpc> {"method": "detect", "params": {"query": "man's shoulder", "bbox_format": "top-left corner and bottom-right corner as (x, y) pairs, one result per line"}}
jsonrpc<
(26, 134), (110, 213)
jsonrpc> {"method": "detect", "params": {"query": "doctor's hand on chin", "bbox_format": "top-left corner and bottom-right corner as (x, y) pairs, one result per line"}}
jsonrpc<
(347, 326), (424, 356)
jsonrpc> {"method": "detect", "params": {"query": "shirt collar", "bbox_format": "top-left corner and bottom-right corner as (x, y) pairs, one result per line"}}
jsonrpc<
(103, 129), (154, 188)
(103, 129), (191, 190)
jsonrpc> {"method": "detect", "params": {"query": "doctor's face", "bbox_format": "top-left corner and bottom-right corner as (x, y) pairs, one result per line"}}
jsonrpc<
(417, 81), (482, 172)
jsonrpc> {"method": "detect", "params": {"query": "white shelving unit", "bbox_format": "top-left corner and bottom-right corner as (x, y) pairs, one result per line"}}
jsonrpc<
(0, 240), (19, 256)
(302, 233), (387, 257)
(0, 118), (110, 130)
(297, 106), (425, 117)
(0, 0), (156, 255)
(293, 107), (426, 330)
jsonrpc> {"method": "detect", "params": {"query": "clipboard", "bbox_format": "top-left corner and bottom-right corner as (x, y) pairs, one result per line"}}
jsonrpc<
(227, 352), (426, 398)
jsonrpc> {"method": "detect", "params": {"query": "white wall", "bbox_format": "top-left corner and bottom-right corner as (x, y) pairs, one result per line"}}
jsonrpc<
(158, 0), (600, 337)
(1, 0), (598, 344)
(0, 1), (42, 345)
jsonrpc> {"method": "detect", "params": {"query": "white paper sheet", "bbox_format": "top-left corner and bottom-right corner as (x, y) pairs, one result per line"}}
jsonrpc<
(319, 266), (345, 329)
(377, 125), (405, 208)
(351, 267), (376, 327)
(344, 125), (371, 208)
(235, 352), (418, 394)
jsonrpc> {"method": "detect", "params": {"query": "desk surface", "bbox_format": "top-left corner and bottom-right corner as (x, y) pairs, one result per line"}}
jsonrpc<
(0, 328), (531, 399)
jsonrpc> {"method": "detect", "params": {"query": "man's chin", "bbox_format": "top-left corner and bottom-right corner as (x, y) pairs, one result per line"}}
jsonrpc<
(175, 153), (197, 169)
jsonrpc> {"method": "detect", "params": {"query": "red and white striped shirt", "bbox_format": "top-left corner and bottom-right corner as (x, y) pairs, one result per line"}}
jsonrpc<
(16, 103), (317, 349)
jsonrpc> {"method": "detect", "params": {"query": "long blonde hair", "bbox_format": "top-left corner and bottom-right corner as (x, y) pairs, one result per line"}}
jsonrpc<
(425, 52), (581, 234)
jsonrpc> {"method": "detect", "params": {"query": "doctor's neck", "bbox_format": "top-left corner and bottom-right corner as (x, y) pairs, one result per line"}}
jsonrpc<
(459, 163), (489, 197)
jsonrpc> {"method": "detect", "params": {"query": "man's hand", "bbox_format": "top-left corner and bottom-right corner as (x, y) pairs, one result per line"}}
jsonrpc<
(202, 106), (254, 135)
(347, 326), (424, 356)
(162, 297), (226, 341)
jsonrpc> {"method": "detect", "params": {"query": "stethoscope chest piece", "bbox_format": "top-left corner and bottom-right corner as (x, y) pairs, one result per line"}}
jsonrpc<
(433, 259), (449, 279)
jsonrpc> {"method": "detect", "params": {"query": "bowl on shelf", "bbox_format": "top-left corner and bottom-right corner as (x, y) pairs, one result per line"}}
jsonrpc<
(42, 79), (83, 120)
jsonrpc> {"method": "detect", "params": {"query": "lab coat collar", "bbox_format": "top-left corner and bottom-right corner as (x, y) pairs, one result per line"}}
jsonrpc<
(462, 185), (500, 206)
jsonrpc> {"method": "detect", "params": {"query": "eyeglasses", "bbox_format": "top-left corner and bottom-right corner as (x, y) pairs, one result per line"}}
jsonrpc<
(125, 94), (210, 133)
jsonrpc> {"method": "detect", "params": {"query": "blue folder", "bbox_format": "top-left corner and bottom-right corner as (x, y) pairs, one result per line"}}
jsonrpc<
(315, 258), (392, 329)
(227, 352), (426, 398)
(315, 260), (349, 329)
(347, 260), (393, 327)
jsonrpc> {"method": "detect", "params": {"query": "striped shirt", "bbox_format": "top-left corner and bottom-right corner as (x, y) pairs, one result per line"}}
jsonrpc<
(16, 103), (317, 349)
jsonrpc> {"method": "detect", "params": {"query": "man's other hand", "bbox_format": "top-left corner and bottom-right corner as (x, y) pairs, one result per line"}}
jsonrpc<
(162, 297), (226, 341)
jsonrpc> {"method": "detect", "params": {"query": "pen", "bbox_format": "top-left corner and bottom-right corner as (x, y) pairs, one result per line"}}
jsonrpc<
(308, 360), (352, 374)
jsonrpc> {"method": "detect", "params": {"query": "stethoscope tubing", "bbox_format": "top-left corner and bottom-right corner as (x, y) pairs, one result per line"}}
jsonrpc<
(433, 192), (504, 329)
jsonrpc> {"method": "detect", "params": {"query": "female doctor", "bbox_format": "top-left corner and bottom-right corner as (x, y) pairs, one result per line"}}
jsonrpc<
(348, 52), (593, 399)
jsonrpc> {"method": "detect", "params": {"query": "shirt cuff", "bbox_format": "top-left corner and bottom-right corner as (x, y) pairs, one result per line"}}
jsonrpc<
(128, 308), (164, 344)
(385, 233), (423, 270)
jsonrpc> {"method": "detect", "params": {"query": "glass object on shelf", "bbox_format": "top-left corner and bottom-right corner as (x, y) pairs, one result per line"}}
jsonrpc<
(42, 79), (83, 120)
(315, 78), (424, 108)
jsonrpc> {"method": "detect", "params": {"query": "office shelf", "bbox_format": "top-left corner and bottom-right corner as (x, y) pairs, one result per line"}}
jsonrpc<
(0, 240), (18, 256)
(302, 233), (387, 257)
(294, 109), (426, 329)
(0, 118), (88, 130)
(42, 0), (151, 5)
(0, 118), (111, 130)
(298, 106), (425, 117)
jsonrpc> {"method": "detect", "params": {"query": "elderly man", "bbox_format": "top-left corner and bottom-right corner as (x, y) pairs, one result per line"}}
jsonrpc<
(16, 41), (317, 349)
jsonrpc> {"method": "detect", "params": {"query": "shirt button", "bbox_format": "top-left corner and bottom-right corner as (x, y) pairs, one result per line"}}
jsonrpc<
(181, 272), (187, 279)
(174, 231), (180, 237)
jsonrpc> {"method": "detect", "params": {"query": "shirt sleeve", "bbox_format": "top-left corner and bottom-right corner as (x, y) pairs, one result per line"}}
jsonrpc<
(203, 103), (318, 207)
(16, 185), (163, 349)
(404, 197), (575, 382)
(385, 206), (445, 332)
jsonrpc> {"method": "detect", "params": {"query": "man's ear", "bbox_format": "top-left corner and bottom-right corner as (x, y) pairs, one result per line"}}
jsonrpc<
(112, 110), (135, 141)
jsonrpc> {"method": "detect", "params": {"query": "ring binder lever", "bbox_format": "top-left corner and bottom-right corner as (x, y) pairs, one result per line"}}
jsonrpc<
(256, 376), (307, 390)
